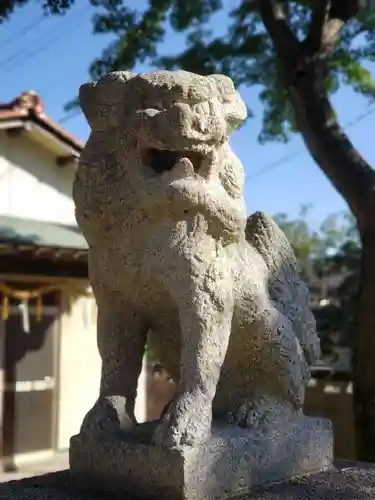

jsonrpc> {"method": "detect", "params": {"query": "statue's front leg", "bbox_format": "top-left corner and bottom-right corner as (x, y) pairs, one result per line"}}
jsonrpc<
(80, 294), (148, 437)
(153, 279), (234, 449)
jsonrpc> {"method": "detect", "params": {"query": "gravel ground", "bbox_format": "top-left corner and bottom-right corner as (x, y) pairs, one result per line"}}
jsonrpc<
(0, 462), (375, 499)
(0, 452), (69, 483)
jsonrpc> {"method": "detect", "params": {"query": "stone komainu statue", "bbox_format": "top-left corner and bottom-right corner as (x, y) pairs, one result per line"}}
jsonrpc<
(73, 70), (321, 449)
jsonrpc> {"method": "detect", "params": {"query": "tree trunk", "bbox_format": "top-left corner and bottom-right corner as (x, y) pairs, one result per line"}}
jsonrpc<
(286, 76), (375, 461)
(353, 229), (375, 462)
(259, 0), (375, 461)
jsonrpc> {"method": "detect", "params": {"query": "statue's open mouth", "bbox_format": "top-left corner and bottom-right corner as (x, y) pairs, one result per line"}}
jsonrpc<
(145, 148), (204, 175)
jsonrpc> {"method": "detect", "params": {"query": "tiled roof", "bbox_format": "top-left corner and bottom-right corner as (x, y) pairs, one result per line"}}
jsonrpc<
(0, 91), (83, 152)
(0, 214), (87, 251)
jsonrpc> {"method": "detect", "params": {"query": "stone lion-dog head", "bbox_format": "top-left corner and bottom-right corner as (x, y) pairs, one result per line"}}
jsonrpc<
(74, 70), (248, 244)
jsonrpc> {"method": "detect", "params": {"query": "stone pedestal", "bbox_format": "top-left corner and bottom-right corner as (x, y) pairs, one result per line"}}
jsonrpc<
(3, 462), (375, 500)
(2, 462), (375, 500)
(69, 416), (332, 500)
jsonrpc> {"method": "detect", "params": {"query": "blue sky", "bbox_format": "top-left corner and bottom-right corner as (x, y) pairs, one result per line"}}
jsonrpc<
(1, 1), (374, 229)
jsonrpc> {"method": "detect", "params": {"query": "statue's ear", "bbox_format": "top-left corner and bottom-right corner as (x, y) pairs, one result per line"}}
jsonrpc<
(79, 71), (136, 132)
(222, 94), (247, 135)
(208, 74), (247, 135)
(79, 82), (98, 130)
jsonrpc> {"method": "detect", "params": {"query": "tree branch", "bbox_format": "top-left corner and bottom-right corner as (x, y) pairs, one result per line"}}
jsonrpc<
(288, 83), (375, 230)
(320, 18), (345, 58)
(305, 0), (367, 59)
(330, 0), (366, 22)
(258, 0), (300, 63)
(259, 0), (375, 230)
(305, 0), (331, 55)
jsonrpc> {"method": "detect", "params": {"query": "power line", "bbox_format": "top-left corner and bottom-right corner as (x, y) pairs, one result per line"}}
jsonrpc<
(246, 107), (375, 182)
(0, 15), (45, 47)
(1, 5), (89, 128)
(1, 4), (90, 71)
(246, 149), (303, 181)
(1, 6), (88, 70)
(57, 104), (374, 151)
(58, 109), (81, 124)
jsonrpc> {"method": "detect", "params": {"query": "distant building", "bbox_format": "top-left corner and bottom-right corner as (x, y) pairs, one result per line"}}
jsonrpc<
(0, 91), (146, 471)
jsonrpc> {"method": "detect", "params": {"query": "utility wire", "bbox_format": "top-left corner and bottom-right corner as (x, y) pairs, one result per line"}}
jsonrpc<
(57, 103), (375, 148)
(1, 4), (90, 71)
(246, 107), (375, 182)
(1, 4), (89, 126)
(0, 14), (45, 47)
(58, 109), (81, 124)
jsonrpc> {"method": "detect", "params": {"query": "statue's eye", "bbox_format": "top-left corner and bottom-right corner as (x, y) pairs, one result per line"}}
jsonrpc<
(143, 101), (164, 112)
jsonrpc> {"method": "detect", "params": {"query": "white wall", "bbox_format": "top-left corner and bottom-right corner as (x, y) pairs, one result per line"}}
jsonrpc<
(0, 130), (147, 450)
(0, 131), (76, 225)
(0, 318), (4, 441)
(135, 357), (147, 424)
(57, 293), (101, 449)
(57, 293), (146, 449)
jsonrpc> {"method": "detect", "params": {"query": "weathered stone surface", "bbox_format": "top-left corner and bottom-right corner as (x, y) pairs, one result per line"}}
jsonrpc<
(71, 69), (332, 498)
(2, 463), (375, 499)
(70, 416), (332, 500)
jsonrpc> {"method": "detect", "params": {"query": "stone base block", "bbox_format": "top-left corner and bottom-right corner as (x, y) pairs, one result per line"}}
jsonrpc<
(69, 416), (333, 500)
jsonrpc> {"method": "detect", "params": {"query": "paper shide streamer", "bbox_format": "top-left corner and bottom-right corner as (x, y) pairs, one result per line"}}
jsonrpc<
(0, 282), (95, 333)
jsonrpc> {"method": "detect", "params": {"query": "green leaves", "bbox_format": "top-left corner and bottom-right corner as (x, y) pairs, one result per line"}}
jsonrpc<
(345, 62), (375, 98)
(169, 0), (222, 31)
(3, 0), (374, 142)
(89, 0), (172, 77)
(275, 206), (360, 361)
(40, 0), (76, 15)
(0, 0), (29, 23)
(85, 0), (375, 142)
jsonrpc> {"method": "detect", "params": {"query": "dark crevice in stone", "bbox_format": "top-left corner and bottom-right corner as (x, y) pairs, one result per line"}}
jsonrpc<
(145, 148), (203, 174)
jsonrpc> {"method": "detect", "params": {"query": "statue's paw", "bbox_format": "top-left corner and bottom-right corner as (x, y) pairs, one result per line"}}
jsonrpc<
(228, 397), (296, 431)
(152, 394), (211, 449)
(80, 395), (135, 437)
